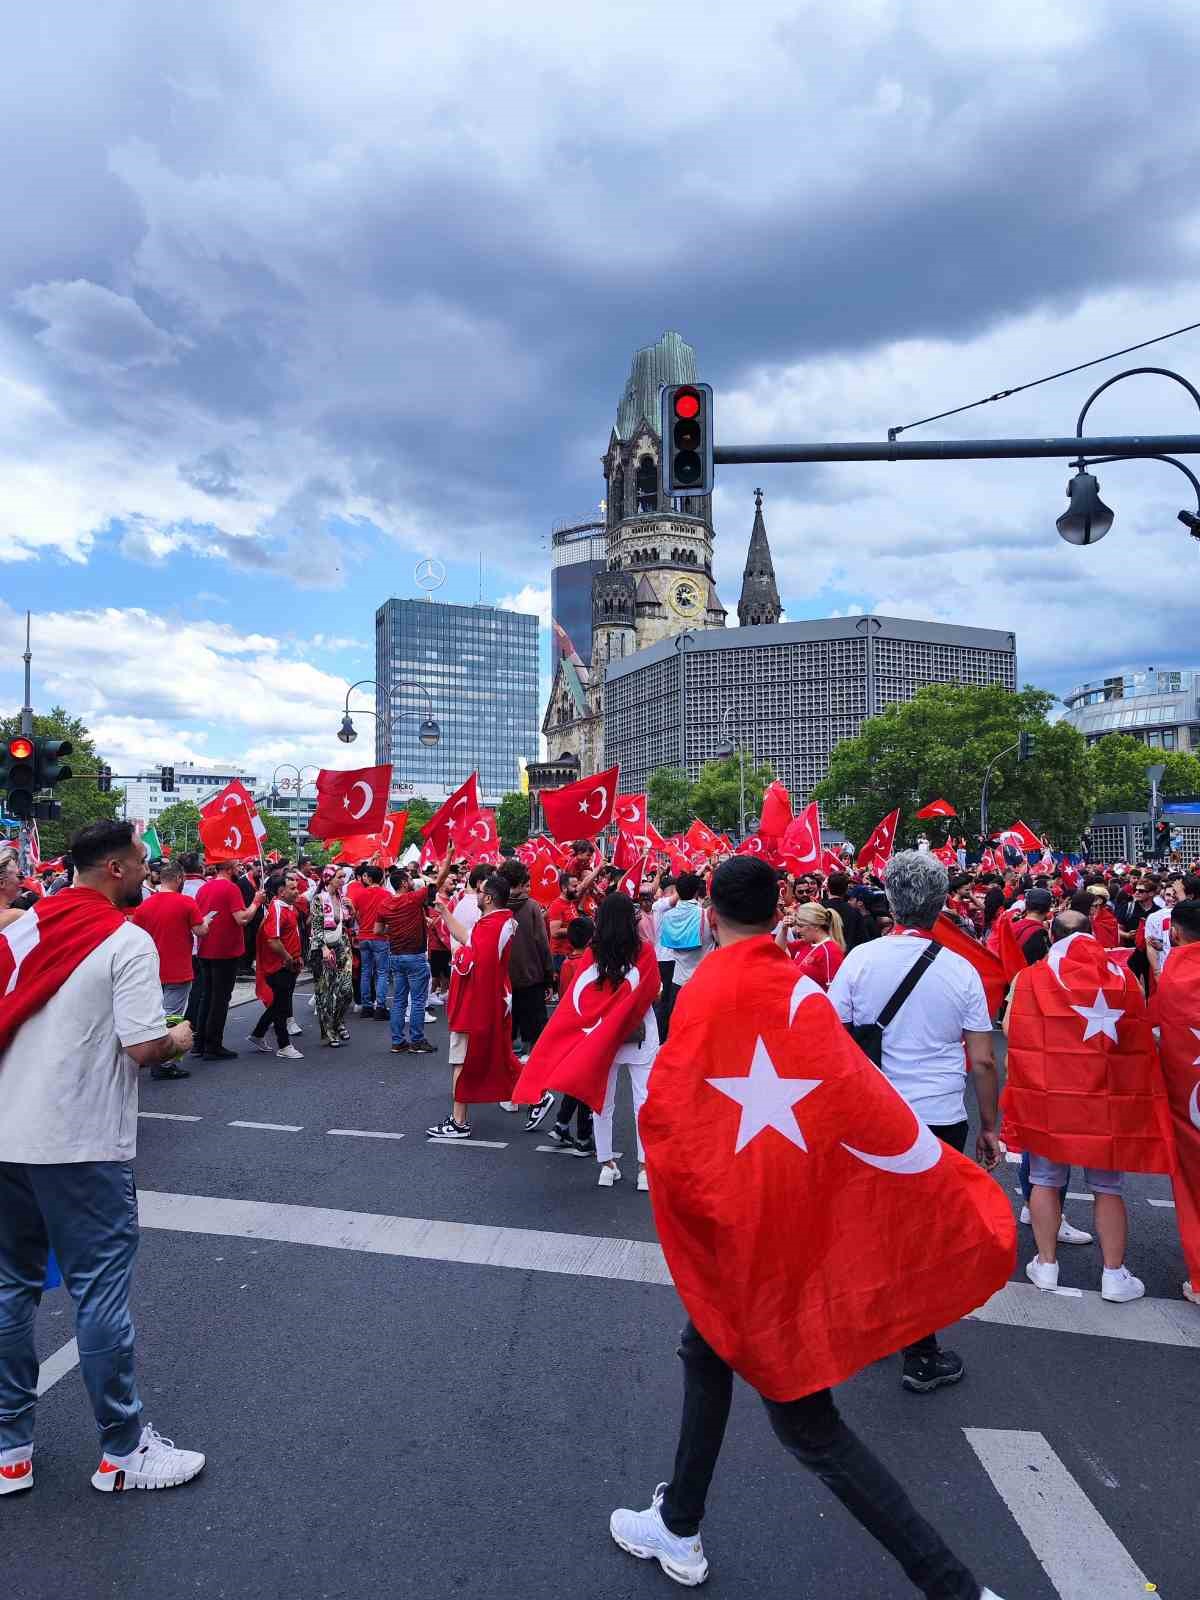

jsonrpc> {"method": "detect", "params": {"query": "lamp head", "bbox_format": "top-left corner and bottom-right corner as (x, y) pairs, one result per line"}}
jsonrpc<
(715, 739), (734, 762)
(418, 716), (440, 748)
(1056, 469), (1114, 546)
(337, 714), (357, 744)
(1178, 508), (1200, 540)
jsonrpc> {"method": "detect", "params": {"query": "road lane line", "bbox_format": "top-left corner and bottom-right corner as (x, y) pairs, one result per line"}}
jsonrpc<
(426, 1139), (508, 1149)
(964, 1427), (1151, 1599)
(969, 1280), (1200, 1346)
(139, 1112), (203, 1122)
(327, 1129), (406, 1140)
(228, 1121), (303, 1133)
(37, 1339), (80, 1396)
(1147, 1197), (1176, 1208)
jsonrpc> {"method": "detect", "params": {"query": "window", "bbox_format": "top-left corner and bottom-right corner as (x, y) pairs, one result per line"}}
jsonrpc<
(1162, 729), (1177, 750)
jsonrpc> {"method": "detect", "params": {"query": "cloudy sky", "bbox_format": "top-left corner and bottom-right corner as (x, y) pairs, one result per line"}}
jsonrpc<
(3, 0), (1200, 785)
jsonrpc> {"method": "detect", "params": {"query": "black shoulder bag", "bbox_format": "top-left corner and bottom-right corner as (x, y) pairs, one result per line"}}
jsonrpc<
(847, 942), (941, 1067)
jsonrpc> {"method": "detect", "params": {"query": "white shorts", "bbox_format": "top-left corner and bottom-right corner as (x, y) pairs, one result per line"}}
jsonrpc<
(448, 1032), (468, 1066)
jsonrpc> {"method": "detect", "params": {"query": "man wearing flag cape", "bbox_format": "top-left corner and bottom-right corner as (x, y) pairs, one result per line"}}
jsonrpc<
(609, 857), (1013, 1599)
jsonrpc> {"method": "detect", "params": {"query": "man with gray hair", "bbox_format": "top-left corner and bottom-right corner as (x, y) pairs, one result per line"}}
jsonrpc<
(829, 851), (1001, 1394)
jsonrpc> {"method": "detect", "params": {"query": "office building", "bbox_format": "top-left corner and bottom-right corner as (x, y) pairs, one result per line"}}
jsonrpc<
(1062, 667), (1200, 752)
(602, 614), (1018, 800)
(374, 596), (540, 805)
(551, 519), (607, 666)
(123, 761), (260, 832)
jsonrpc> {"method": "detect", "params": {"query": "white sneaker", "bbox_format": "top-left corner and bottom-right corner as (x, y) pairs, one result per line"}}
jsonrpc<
(247, 1035), (271, 1054)
(1025, 1256), (1059, 1291)
(637, 1168), (650, 1192)
(1101, 1265), (1145, 1303)
(276, 1044), (303, 1060)
(1184, 1279), (1200, 1305)
(498, 1101), (520, 1113)
(598, 1163), (621, 1188)
(424, 1011), (436, 1024)
(1057, 1218), (1093, 1246)
(287, 1018), (303, 1036)
(0, 1450), (32, 1495)
(91, 1424), (205, 1492)
(610, 1483), (709, 1586)
(428, 991), (446, 1005)
(980, 1591), (1008, 1599)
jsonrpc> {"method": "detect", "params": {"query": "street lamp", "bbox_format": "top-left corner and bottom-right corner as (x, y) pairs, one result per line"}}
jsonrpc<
(1056, 366), (1200, 546)
(715, 704), (746, 839)
(673, 630), (696, 773)
(338, 679), (440, 752)
(270, 764), (319, 849)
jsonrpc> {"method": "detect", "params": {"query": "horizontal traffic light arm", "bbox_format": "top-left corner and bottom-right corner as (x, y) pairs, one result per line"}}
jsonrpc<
(711, 432), (1200, 464)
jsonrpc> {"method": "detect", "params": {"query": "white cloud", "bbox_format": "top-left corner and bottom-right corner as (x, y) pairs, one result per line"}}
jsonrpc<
(13, 279), (188, 377)
(497, 584), (551, 627)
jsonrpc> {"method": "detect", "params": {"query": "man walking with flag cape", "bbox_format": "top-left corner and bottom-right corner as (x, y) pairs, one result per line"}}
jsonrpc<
(610, 857), (1013, 1597)
(1147, 896), (1200, 1303)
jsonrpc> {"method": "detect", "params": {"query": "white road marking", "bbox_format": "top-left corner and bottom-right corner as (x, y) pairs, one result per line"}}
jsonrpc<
(227, 1120), (303, 1133)
(138, 1112), (203, 1122)
(426, 1139), (508, 1149)
(970, 1280), (1200, 1347)
(327, 1129), (406, 1140)
(1065, 1191), (1095, 1202)
(964, 1427), (1152, 1599)
(1147, 1197), (1176, 1208)
(37, 1338), (80, 1396)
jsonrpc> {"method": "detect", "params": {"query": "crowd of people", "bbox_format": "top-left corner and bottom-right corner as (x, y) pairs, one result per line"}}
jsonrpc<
(2, 806), (1198, 1600)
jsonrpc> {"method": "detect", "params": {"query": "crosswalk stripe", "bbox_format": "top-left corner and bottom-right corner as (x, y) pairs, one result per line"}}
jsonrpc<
(427, 1139), (509, 1149)
(37, 1339), (80, 1396)
(327, 1129), (406, 1140)
(969, 1279), (1200, 1347)
(228, 1120), (303, 1133)
(138, 1112), (203, 1122)
(965, 1427), (1152, 1598)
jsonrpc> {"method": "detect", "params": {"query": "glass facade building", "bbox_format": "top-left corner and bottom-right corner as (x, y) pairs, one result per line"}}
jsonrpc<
(1062, 668), (1200, 752)
(551, 521), (606, 665)
(374, 598), (540, 804)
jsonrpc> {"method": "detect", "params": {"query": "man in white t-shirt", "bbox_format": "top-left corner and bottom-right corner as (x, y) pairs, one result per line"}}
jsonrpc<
(0, 820), (205, 1498)
(829, 851), (1000, 1398)
(1145, 885), (1176, 978)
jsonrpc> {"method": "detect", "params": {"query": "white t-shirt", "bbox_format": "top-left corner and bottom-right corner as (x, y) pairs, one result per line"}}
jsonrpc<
(0, 922), (167, 1164)
(828, 933), (992, 1125)
(651, 896), (674, 963)
(1145, 907), (1173, 970)
(450, 889), (482, 953)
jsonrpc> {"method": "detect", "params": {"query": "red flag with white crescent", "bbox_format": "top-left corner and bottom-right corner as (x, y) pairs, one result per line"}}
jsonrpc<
(378, 811), (408, 865)
(758, 781), (793, 838)
(855, 809), (899, 871)
(915, 798), (957, 820)
(528, 850), (563, 908)
(331, 834), (380, 865)
(780, 802), (821, 873)
(512, 939), (660, 1111)
(446, 909), (522, 1102)
(307, 765), (392, 841)
(422, 774), (480, 854)
(201, 777), (268, 840)
(453, 807), (499, 863)
(819, 848), (845, 875)
(614, 793), (647, 833)
(198, 801), (260, 862)
(618, 850), (652, 901)
(685, 818), (722, 856)
(1153, 941), (1200, 1291)
(612, 829), (643, 872)
(639, 936), (1015, 1400)
(539, 764), (619, 843)
(996, 819), (1042, 854)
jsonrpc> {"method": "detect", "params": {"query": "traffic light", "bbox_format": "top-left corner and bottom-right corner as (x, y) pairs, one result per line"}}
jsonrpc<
(36, 737), (73, 789)
(1018, 731), (1036, 761)
(97, 764), (112, 794)
(660, 382), (714, 498)
(161, 765), (175, 793)
(2, 736), (37, 820)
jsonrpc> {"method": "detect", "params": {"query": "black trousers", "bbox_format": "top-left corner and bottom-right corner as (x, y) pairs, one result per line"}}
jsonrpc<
(251, 968), (297, 1049)
(554, 1094), (594, 1142)
(198, 957), (240, 1054)
(511, 984), (548, 1050)
(661, 1321), (979, 1600)
(654, 961), (676, 1041)
(904, 1121), (969, 1360)
(185, 956), (207, 1035)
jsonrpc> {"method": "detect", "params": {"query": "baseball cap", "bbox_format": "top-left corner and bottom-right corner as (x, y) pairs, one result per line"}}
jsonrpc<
(1025, 887), (1053, 912)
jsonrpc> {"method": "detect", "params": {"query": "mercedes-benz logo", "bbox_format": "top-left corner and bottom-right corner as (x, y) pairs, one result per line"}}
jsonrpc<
(414, 558), (446, 593)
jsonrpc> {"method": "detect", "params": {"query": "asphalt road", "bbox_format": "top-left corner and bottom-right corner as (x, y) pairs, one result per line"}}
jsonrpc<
(8, 993), (1195, 1600)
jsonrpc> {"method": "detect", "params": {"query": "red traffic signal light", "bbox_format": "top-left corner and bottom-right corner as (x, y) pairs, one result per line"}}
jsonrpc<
(8, 737), (33, 761)
(673, 388), (702, 421)
(661, 382), (713, 497)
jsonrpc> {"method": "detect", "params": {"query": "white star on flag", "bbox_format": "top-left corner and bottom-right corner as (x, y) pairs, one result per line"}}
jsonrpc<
(707, 1036), (822, 1154)
(1190, 1026), (1200, 1067)
(504, 992), (513, 1015)
(1071, 988), (1124, 1043)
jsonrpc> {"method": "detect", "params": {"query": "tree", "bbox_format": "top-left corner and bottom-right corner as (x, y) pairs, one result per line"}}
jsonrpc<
(687, 750), (775, 835)
(0, 706), (123, 858)
(496, 791), (531, 848)
(1160, 750), (1200, 799)
(810, 683), (1096, 851)
(1088, 738), (1200, 815)
(647, 766), (694, 836)
(154, 801), (203, 855)
(401, 799), (435, 847)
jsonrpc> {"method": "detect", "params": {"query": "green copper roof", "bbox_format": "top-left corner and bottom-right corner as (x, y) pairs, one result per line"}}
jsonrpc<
(615, 331), (698, 442)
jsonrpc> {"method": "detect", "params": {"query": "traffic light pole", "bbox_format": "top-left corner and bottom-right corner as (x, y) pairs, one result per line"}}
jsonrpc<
(17, 613), (33, 873)
(712, 431), (1200, 465)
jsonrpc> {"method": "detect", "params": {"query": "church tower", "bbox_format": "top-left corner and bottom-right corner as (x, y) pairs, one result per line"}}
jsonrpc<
(737, 488), (782, 627)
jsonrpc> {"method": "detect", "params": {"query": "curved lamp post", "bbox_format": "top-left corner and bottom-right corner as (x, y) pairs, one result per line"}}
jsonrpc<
(1057, 367), (1200, 545)
(673, 630), (696, 772)
(337, 679), (440, 750)
(269, 764), (319, 848)
(714, 704), (746, 839)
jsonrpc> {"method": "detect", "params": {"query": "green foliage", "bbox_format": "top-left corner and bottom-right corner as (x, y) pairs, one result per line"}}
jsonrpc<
(647, 766), (694, 836)
(257, 811), (296, 859)
(1088, 738), (1200, 814)
(688, 751), (775, 834)
(400, 799), (435, 847)
(496, 791), (531, 848)
(809, 683), (1096, 850)
(0, 706), (123, 857)
(154, 801), (203, 854)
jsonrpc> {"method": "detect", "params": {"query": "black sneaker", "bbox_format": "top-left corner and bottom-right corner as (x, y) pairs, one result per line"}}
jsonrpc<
(571, 1137), (597, 1159)
(901, 1349), (965, 1393)
(203, 1047), (238, 1061)
(409, 1039), (436, 1054)
(426, 1117), (471, 1140)
(546, 1123), (574, 1148)
(373, 1007), (390, 1021)
(390, 1042), (410, 1053)
(151, 1063), (191, 1080)
(523, 1091), (555, 1133)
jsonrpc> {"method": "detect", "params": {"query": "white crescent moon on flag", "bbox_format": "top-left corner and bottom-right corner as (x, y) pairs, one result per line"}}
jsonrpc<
(381, 821), (394, 850)
(787, 974), (824, 1025)
(841, 1118), (943, 1175)
(1190, 1081), (1200, 1133)
(584, 786), (609, 819)
(348, 780), (373, 821)
(471, 819), (490, 840)
(219, 793), (240, 812)
(572, 962), (600, 1013)
(617, 802), (638, 824)
(225, 826), (242, 851)
(498, 918), (515, 955)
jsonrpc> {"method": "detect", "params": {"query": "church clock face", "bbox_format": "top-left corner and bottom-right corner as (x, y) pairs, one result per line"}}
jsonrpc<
(668, 576), (703, 618)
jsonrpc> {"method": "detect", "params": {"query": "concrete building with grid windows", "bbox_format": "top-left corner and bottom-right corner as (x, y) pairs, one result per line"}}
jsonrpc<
(602, 615), (1017, 800)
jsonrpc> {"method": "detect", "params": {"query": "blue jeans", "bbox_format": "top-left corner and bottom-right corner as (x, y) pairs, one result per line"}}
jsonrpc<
(389, 953), (429, 1044)
(0, 1161), (143, 1456)
(359, 939), (390, 1009)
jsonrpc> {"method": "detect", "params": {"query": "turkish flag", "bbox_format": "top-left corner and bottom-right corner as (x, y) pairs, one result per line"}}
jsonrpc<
(418, 837), (442, 872)
(736, 834), (768, 859)
(307, 764), (391, 841)
(422, 774), (480, 854)
(613, 829), (643, 872)
(759, 781), (793, 839)
(614, 793), (647, 833)
(929, 914), (1008, 1017)
(201, 778), (267, 840)
(454, 808), (499, 863)
(932, 843), (958, 867)
(514, 841), (539, 866)
(540, 764), (619, 842)
(513, 940), (660, 1111)
(618, 849), (653, 901)
(640, 937), (1015, 1400)
(686, 818), (722, 856)
(996, 819), (1042, 854)
(0, 888), (126, 1053)
(1004, 932), (1173, 1173)
(994, 911), (1028, 984)
(855, 808), (899, 870)
(378, 811), (408, 865)
(916, 798), (957, 820)
(331, 833), (380, 865)
(528, 850), (563, 907)
(445, 909), (521, 1103)
(199, 801), (260, 862)
(1153, 941), (1200, 1291)
(819, 849), (845, 876)
(780, 803), (821, 872)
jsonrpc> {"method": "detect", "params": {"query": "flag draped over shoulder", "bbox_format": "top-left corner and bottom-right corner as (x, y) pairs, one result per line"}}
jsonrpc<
(512, 938), (660, 1112)
(1004, 932), (1173, 1173)
(446, 909), (521, 1103)
(1152, 941), (1200, 1288)
(640, 937), (1015, 1401)
(0, 890), (127, 1053)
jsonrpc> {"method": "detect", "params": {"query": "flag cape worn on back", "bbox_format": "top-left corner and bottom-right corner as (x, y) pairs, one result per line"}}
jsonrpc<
(1004, 932), (1173, 1173)
(513, 939), (660, 1112)
(540, 764), (619, 843)
(640, 937), (1015, 1401)
(856, 809), (899, 870)
(1151, 941), (1200, 1288)
(307, 765), (392, 841)
(0, 889), (127, 1054)
(446, 909), (521, 1103)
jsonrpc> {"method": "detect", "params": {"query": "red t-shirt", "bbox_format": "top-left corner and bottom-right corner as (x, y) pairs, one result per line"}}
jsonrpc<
(788, 938), (845, 991)
(258, 898), (301, 976)
(384, 889), (428, 954)
(350, 885), (391, 939)
(196, 877), (248, 960)
(559, 949), (591, 998)
(132, 891), (205, 983)
(546, 896), (575, 957)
